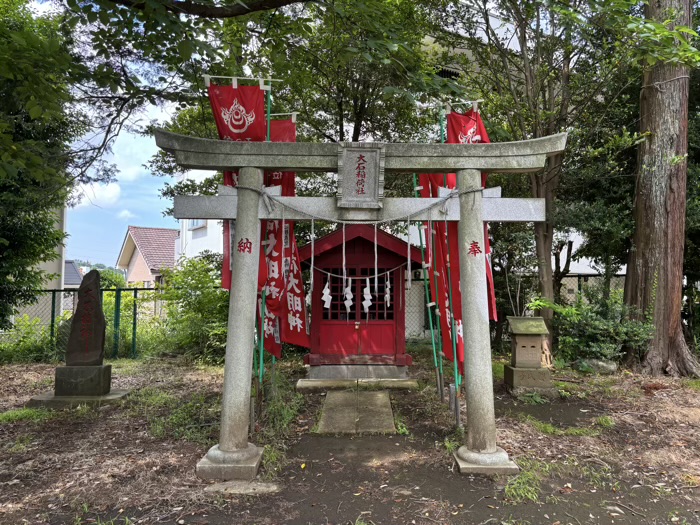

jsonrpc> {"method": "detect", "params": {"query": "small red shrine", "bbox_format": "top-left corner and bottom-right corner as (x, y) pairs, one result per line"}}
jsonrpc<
(298, 224), (422, 367)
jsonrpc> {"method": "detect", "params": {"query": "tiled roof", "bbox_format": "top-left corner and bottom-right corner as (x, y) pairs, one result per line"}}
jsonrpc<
(64, 260), (83, 286)
(127, 226), (179, 273)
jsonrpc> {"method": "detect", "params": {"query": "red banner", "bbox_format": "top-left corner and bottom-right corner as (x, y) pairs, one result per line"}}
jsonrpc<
(419, 109), (497, 369)
(208, 84), (267, 290)
(259, 120), (310, 350)
(447, 110), (497, 322)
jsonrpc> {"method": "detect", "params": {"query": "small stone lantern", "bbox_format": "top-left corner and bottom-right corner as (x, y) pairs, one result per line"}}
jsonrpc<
(504, 316), (552, 392)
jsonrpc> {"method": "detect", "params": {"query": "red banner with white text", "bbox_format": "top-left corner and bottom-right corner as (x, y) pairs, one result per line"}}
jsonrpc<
(419, 109), (497, 369)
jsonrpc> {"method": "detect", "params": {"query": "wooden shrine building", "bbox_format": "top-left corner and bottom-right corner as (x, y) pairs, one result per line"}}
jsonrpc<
(298, 224), (422, 369)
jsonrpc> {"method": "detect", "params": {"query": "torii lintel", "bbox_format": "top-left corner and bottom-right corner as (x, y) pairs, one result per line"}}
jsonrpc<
(154, 129), (567, 174)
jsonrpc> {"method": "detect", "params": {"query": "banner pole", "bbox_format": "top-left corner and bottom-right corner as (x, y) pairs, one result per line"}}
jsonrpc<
(266, 85), (271, 142)
(258, 290), (266, 384)
(414, 174), (441, 399)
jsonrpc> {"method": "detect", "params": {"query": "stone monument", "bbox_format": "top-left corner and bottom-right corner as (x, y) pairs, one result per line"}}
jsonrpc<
(28, 270), (129, 408)
(504, 316), (554, 395)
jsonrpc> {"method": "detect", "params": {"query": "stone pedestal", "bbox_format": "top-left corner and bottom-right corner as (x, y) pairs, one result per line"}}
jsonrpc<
(55, 365), (112, 396)
(504, 365), (552, 389)
(196, 444), (264, 481)
(454, 446), (519, 475)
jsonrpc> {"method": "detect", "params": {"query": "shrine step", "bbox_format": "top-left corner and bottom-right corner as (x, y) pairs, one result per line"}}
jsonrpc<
(307, 364), (408, 380)
(295, 378), (418, 392)
(316, 390), (396, 434)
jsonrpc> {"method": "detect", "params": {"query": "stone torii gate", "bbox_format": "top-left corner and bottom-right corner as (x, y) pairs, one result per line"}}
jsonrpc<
(155, 129), (567, 480)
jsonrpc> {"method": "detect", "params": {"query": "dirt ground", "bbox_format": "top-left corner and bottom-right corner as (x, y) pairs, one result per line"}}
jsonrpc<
(1, 348), (700, 525)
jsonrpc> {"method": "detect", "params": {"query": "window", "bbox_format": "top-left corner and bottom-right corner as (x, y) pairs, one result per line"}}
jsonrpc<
(188, 219), (206, 230)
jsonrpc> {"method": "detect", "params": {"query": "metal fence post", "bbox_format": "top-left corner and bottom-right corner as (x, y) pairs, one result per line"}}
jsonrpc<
(113, 289), (121, 358)
(131, 289), (138, 358)
(50, 290), (57, 348)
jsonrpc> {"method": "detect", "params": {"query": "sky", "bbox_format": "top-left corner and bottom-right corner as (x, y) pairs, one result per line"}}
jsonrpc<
(66, 107), (181, 267)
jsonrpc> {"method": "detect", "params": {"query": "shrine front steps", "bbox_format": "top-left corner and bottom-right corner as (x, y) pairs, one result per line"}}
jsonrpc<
(316, 390), (396, 434)
(296, 378), (418, 393)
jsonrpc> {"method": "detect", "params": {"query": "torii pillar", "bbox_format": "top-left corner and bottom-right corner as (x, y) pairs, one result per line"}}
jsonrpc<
(156, 130), (567, 479)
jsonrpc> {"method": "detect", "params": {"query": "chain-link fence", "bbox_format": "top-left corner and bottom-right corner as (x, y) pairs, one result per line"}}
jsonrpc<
(1, 288), (166, 362)
(559, 275), (626, 304)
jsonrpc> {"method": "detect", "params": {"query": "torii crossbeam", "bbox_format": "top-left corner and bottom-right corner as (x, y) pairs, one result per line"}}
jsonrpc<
(156, 129), (567, 480)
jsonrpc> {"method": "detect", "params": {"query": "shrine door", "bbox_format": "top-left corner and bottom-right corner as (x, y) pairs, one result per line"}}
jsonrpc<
(318, 267), (399, 358)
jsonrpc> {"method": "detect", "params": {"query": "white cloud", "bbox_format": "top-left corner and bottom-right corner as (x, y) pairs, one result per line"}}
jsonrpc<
(76, 182), (121, 208)
(117, 209), (136, 220)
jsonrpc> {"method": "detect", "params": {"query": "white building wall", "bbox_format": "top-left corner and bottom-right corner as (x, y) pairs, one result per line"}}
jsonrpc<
(175, 219), (224, 261)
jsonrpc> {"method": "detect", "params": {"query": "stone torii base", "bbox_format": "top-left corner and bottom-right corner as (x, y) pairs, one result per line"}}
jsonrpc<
(156, 129), (567, 480)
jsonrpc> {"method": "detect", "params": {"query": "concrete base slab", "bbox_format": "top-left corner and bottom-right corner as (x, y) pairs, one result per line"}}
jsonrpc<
(504, 365), (552, 389)
(308, 365), (408, 380)
(317, 390), (395, 434)
(454, 446), (520, 476)
(196, 444), (264, 481)
(27, 389), (129, 409)
(203, 480), (281, 495)
(296, 378), (418, 392)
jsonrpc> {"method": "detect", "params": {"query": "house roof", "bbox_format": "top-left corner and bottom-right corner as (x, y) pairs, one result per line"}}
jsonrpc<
(116, 226), (179, 273)
(298, 224), (423, 264)
(64, 260), (83, 287)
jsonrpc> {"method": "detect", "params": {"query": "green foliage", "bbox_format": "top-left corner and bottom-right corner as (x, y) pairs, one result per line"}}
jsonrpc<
(157, 252), (229, 363)
(129, 387), (219, 445)
(99, 269), (127, 290)
(504, 458), (552, 504)
(0, 0), (78, 329)
(532, 284), (654, 362)
(0, 407), (52, 424)
(595, 415), (615, 428)
(0, 313), (68, 364)
(517, 392), (548, 405)
(521, 414), (600, 437)
(258, 366), (306, 476)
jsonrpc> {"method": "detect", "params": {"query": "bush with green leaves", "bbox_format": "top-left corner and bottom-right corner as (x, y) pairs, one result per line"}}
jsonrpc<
(530, 284), (654, 362)
(0, 313), (67, 364)
(158, 251), (229, 364)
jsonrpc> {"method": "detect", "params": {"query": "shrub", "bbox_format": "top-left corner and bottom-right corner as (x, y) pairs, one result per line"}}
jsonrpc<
(531, 284), (654, 362)
(0, 313), (66, 364)
(158, 252), (229, 364)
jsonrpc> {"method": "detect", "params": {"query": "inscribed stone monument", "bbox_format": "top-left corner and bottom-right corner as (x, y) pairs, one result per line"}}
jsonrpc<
(66, 270), (106, 366)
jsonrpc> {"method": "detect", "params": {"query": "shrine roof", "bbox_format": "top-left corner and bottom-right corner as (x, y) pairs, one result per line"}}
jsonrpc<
(298, 224), (423, 264)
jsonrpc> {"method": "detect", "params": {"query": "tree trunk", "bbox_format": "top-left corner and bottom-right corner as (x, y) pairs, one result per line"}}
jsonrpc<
(624, 0), (698, 377)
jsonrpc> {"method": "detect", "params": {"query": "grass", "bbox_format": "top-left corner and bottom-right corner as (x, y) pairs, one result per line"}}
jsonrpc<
(520, 414), (600, 437)
(443, 426), (464, 455)
(595, 415), (615, 428)
(505, 458), (552, 504)
(517, 392), (549, 405)
(683, 379), (700, 391)
(129, 386), (219, 445)
(0, 407), (53, 425)
(394, 412), (410, 435)
(7, 434), (33, 453)
(492, 358), (506, 381)
(257, 368), (306, 477)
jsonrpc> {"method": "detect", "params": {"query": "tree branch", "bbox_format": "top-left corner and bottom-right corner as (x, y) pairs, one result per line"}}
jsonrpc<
(106, 0), (306, 19)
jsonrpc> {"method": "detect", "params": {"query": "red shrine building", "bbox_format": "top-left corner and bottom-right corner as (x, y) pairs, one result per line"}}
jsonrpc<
(298, 224), (423, 369)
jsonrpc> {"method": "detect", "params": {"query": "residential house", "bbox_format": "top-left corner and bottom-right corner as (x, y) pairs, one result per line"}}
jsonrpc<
(116, 226), (179, 288)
